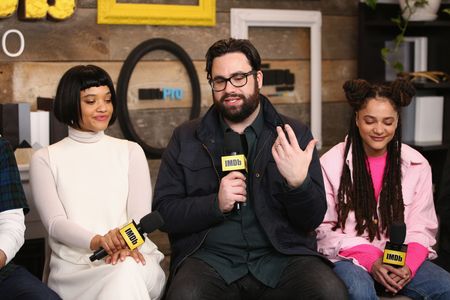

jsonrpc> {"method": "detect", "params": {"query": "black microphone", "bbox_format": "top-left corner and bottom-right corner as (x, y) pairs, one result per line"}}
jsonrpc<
(89, 211), (164, 262)
(382, 222), (408, 267)
(221, 131), (247, 210)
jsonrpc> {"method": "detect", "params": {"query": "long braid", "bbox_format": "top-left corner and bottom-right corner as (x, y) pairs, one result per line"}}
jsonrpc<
(333, 79), (413, 241)
(334, 114), (380, 240)
(335, 124), (353, 231)
(378, 115), (405, 233)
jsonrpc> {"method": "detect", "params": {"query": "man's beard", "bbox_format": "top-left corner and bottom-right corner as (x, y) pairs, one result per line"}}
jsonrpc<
(214, 87), (260, 123)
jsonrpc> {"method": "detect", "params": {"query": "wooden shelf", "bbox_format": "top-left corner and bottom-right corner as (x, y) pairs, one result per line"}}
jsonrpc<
(361, 3), (450, 25)
(365, 19), (450, 27)
(407, 142), (449, 152)
(412, 82), (450, 90)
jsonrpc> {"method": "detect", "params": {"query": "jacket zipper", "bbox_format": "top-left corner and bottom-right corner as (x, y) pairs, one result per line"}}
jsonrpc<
(202, 143), (221, 183)
(251, 131), (287, 254)
(254, 133), (274, 167)
(252, 131), (275, 179)
(172, 143), (220, 275)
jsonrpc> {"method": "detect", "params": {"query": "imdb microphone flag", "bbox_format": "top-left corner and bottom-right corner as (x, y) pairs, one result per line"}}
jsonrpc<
(120, 220), (145, 250)
(221, 154), (247, 172)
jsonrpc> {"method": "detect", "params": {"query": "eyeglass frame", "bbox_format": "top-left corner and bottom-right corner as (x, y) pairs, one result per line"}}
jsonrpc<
(208, 70), (258, 92)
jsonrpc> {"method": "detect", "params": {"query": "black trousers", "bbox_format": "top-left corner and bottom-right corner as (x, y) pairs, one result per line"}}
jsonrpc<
(165, 256), (348, 300)
(0, 266), (61, 300)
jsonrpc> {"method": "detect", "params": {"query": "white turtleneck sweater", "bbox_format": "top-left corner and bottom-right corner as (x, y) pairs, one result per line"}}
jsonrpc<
(30, 127), (165, 299)
(31, 127), (153, 253)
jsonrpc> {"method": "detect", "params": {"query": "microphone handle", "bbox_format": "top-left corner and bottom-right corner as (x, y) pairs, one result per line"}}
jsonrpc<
(89, 247), (108, 262)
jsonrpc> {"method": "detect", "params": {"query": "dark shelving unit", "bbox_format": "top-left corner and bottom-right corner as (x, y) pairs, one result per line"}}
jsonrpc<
(358, 3), (450, 184)
(358, 2), (450, 148)
(358, 2), (450, 270)
(358, 3), (450, 83)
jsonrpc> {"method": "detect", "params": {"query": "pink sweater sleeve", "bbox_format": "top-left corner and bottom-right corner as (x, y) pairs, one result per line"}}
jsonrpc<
(405, 242), (428, 278)
(339, 244), (383, 273)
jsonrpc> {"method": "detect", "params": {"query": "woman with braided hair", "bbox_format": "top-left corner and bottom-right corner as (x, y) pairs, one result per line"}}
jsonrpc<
(317, 78), (450, 299)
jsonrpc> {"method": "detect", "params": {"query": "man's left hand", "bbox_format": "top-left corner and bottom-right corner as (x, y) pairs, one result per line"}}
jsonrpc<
(271, 124), (317, 189)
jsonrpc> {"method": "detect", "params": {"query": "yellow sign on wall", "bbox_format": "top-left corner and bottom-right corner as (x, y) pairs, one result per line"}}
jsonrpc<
(0, 0), (18, 18)
(0, 0), (75, 20)
(97, 0), (216, 26)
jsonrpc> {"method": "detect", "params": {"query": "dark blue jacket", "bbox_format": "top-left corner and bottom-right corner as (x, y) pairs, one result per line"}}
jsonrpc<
(153, 95), (329, 275)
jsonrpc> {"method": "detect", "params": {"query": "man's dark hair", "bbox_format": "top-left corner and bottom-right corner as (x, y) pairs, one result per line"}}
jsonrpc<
(205, 38), (261, 79)
(54, 65), (117, 128)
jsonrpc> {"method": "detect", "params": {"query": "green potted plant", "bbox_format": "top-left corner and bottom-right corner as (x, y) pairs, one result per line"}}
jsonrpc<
(364, 0), (450, 73)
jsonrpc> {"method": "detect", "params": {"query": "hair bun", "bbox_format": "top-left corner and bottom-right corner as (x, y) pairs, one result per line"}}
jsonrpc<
(343, 79), (372, 109)
(390, 79), (415, 107)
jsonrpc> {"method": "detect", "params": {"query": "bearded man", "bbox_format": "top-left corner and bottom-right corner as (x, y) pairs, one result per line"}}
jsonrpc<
(153, 38), (348, 300)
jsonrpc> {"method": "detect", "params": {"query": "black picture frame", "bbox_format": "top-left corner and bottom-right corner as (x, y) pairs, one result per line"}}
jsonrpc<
(117, 38), (201, 159)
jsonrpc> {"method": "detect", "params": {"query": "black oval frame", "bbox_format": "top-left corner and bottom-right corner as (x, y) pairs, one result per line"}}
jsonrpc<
(117, 38), (201, 159)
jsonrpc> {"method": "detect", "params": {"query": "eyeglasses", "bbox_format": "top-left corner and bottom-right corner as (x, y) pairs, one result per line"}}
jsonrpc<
(209, 70), (257, 92)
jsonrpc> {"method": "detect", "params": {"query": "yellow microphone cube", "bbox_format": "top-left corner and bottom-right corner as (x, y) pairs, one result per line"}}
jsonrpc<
(119, 220), (145, 250)
(221, 154), (247, 172)
(383, 248), (407, 267)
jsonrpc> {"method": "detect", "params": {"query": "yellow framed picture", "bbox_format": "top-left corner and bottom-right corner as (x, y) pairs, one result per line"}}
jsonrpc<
(97, 0), (216, 26)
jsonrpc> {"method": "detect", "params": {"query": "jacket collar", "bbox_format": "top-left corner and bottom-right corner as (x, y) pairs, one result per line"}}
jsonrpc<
(399, 143), (428, 168)
(344, 139), (427, 171)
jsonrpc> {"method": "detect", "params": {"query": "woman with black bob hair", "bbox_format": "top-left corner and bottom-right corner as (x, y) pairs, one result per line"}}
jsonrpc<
(30, 65), (166, 299)
(317, 78), (450, 299)
(53, 64), (118, 129)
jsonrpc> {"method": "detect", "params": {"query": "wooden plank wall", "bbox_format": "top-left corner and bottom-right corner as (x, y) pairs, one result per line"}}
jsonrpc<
(0, 0), (359, 274)
(0, 0), (358, 145)
(0, 0), (358, 188)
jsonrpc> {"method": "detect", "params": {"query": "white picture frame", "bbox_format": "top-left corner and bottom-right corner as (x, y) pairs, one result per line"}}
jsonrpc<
(384, 36), (428, 81)
(404, 36), (428, 72)
(230, 8), (323, 148)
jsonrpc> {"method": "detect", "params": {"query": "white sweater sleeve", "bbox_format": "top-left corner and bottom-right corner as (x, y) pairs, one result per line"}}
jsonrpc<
(30, 148), (95, 250)
(0, 208), (25, 265)
(126, 142), (152, 222)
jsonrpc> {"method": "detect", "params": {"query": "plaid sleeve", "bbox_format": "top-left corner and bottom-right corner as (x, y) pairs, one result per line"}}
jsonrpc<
(0, 138), (28, 214)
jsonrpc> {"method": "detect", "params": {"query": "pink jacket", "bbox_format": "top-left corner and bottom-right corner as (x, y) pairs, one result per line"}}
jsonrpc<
(317, 142), (438, 269)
